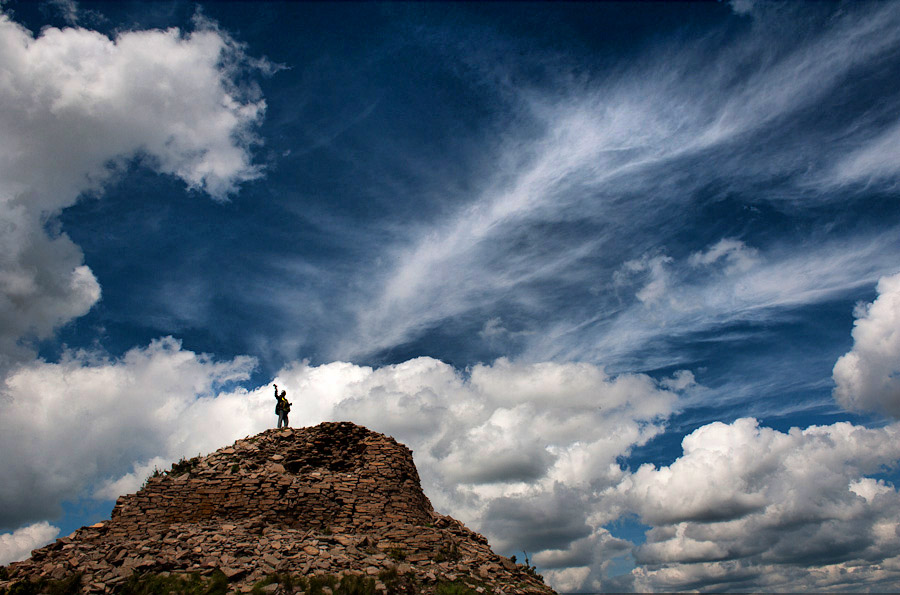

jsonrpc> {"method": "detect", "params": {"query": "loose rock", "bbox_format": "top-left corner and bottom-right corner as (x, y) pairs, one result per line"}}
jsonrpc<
(0, 422), (555, 594)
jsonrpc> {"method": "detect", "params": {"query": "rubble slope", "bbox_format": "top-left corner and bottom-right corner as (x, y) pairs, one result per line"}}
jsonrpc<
(1, 422), (556, 595)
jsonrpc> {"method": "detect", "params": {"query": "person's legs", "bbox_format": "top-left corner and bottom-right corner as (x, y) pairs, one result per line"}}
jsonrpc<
(277, 412), (285, 428)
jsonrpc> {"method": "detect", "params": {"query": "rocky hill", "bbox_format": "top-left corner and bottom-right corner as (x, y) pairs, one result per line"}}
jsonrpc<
(0, 422), (557, 595)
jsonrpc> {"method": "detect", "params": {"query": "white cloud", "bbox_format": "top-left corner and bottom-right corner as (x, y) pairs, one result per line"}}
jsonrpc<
(833, 120), (900, 185)
(728, 0), (758, 16)
(617, 418), (778, 525)
(0, 205), (101, 370)
(47, 0), (80, 25)
(0, 15), (265, 205)
(533, 232), (899, 373)
(541, 566), (590, 593)
(833, 272), (900, 416)
(533, 529), (631, 570)
(267, 356), (684, 565)
(478, 317), (533, 347)
(261, 357), (900, 592)
(0, 347), (686, 587)
(0, 337), (262, 530)
(689, 239), (760, 274)
(661, 370), (695, 392)
(615, 254), (674, 306)
(612, 417), (900, 591)
(7, 348), (900, 592)
(0, 521), (60, 566)
(0, 12), (266, 368)
(331, 2), (900, 365)
(92, 456), (169, 501)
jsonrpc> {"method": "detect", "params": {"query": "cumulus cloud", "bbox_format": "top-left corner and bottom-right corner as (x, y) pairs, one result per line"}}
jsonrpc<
(92, 456), (169, 502)
(540, 566), (591, 593)
(0, 210), (100, 370)
(0, 347), (686, 589)
(481, 486), (593, 553)
(534, 528), (633, 580)
(0, 337), (262, 530)
(0, 14), (265, 204)
(0, 12), (266, 368)
(833, 272), (900, 417)
(272, 357), (683, 559)
(268, 357), (900, 592)
(612, 418), (900, 591)
(0, 521), (60, 566)
(9, 346), (900, 592)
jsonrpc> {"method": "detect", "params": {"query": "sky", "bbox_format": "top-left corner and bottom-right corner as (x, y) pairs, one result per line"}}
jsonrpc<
(1, 0), (900, 591)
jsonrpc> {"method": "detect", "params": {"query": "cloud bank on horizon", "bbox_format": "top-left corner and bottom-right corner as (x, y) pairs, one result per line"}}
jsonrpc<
(2, 0), (900, 591)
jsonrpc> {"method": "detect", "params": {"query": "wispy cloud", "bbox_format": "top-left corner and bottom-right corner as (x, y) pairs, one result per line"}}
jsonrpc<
(534, 233), (900, 367)
(833, 121), (900, 187)
(4, 3), (900, 592)
(329, 2), (900, 370)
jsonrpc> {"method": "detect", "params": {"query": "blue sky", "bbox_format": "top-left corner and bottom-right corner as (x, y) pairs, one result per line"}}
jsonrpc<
(2, 0), (900, 591)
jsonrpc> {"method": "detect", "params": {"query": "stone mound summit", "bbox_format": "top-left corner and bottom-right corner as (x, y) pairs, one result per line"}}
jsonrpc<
(1, 422), (557, 594)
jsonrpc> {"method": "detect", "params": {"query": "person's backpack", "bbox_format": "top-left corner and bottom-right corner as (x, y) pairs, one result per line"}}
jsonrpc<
(275, 388), (288, 415)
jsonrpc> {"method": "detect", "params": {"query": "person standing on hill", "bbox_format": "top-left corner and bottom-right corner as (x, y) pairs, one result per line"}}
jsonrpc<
(274, 384), (291, 428)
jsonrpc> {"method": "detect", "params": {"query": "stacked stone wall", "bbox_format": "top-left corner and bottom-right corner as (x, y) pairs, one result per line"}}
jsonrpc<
(110, 423), (434, 532)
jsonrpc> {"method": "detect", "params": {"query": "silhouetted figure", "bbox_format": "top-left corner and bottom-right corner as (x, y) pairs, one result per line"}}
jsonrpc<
(274, 384), (291, 428)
